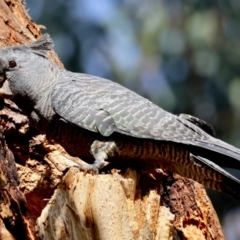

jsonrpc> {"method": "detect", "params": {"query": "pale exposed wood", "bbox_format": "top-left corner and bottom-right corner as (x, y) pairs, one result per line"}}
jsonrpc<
(37, 168), (176, 240)
(0, 218), (16, 240)
(36, 168), (224, 240)
(0, 0), (226, 239)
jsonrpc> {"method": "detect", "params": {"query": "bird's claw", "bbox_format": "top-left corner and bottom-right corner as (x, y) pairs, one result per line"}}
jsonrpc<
(72, 159), (106, 175)
(83, 164), (100, 175)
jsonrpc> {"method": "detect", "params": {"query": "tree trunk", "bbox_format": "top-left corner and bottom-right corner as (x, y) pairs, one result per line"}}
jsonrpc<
(0, 0), (225, 239)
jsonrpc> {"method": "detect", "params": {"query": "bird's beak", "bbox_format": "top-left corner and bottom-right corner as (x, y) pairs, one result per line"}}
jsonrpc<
(0, 73), (13, 99)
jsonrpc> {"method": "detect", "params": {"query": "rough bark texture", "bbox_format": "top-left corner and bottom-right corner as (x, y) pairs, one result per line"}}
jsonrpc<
(0, 0), (225, 239)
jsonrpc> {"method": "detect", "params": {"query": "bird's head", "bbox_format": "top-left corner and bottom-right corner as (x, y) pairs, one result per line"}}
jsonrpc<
(0, 34), (54, 99)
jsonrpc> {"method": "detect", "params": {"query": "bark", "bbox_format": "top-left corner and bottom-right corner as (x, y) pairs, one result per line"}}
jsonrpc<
(0, 0), (225, 239)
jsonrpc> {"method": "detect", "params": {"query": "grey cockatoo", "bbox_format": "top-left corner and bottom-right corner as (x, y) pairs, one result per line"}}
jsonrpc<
(0, 34), (240, 200)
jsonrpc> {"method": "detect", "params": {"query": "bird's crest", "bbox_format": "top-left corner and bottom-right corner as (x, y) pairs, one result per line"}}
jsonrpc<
(26, 34), (54, 58)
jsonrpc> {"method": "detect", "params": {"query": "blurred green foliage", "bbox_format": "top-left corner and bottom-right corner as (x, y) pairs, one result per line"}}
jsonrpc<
(26, 0), (240, 236)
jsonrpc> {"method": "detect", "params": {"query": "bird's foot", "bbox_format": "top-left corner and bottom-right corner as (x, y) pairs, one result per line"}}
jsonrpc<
(43, 139), (118, 174)
(87, 140), (118, 173)
(74, 159), (107, 174)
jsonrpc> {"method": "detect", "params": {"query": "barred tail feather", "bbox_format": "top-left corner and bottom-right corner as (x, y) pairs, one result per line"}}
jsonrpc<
(192, 155), (240, 201)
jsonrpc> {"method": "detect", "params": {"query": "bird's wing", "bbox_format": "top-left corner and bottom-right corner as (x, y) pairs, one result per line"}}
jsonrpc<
(52, 72), (201, 139)
(51, 72), (240, 169)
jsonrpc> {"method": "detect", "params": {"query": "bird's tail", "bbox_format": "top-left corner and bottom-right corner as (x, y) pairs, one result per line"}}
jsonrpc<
(191, 155), (240, 201)
(177, 115), (240, 170)
(188, 138), (240, 170)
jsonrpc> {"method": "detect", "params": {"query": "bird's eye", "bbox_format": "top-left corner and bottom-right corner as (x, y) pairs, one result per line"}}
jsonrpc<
(9, 60), (17, 68)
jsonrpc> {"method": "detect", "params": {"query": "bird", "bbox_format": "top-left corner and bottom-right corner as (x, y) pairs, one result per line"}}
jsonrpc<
(0, 34), (240, 200)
